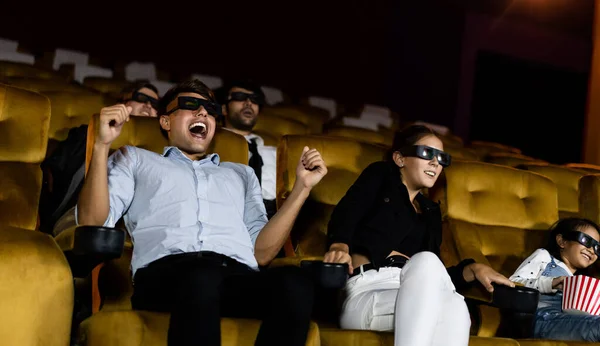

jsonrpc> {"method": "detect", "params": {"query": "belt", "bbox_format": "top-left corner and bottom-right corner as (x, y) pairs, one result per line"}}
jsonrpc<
(147, 251), (248, 270)
(349, 255), (408, 278)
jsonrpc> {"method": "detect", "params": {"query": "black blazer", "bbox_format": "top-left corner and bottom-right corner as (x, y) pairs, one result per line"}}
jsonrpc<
(327, 160), (474, 290)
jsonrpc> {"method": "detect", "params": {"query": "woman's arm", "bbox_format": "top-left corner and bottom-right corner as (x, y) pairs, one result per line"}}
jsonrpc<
(326, 162), (387, 248)
(324, 161), (388, 272)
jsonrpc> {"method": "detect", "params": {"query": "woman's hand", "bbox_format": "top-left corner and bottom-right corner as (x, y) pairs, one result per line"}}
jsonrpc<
(463, 263), (515, 292)
(324, 243), (353, 274)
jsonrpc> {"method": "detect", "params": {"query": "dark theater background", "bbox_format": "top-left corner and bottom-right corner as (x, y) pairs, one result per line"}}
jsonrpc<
(0, 0), (596, 162)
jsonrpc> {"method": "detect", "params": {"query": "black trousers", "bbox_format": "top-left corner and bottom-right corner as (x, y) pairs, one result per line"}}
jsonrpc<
(131, 251), (315, 346)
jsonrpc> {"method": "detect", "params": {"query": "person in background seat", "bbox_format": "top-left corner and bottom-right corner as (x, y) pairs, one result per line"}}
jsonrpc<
(116, 81), (160, 117)
(219, 79), (278, 219)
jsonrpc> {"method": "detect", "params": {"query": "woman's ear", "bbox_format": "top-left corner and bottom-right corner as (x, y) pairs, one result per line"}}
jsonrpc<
(392, 151), (405, 168)
(222, 104), (228, 116)
(159, 115), (170, 132)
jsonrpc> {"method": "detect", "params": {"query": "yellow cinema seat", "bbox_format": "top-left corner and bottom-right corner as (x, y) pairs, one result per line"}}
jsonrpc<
(0, 83), (73, 346)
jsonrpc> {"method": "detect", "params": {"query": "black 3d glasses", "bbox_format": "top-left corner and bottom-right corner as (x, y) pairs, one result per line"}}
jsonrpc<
(228, 91), (265, 106)
(399, 145), (452, 167)
(166, 96), (222, 117)
(127, 91), (159, 110)
(563, 231), (600, 256)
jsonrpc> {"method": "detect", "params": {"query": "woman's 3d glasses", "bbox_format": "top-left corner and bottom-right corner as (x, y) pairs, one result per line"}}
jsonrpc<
(228, 91), (265, 106)
(563, 231), (600, 256)
(127, 91), (159, 110)
(165, 96), (222, 117)
(399, 145), (452, 167)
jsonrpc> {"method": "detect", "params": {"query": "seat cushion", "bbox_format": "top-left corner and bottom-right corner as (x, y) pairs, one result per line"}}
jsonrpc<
(319, 329), (519, 346)
(79, 310), (320, 346)
(0, 226), (73, 346)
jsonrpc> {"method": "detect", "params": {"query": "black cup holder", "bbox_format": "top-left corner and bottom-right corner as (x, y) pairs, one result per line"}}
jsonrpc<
(300, 260), (348, 289)
(65, 226), (126, 277)
(491, 284), (540, 313)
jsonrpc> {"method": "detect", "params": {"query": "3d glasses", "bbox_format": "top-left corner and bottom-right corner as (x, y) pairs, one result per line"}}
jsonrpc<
(399, 145), (452, 167)
(563, 231), (600, 256)
(127, 91), (159, 109)
(228, 91), (265, 106)
(166, 96), (222, 117)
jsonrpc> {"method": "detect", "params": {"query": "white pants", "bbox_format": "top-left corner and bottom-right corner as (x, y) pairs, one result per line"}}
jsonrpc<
(339, 252), (471, 346)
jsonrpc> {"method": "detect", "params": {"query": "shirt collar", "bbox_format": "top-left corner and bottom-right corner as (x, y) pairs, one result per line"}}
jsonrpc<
(162, 146), (220, 165)
(244, 133), (264, 146)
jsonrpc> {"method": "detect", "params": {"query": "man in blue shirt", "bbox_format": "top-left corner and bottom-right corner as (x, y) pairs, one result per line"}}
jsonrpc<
(77, 79), (328, 346)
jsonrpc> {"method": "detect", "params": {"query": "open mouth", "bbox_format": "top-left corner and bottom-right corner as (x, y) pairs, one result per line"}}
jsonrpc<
(424, 170), (436, 178)
(189, 121), (208, 139)
(241, 108), (254, 117)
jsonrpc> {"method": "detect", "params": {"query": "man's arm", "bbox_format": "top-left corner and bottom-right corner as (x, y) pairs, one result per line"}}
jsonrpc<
(253, 146), (327, 266)
(77, 105), (132, 226)
(77, 143), (111, 225)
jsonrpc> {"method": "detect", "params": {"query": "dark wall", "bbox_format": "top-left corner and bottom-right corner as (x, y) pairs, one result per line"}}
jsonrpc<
(470, 50), (588, 164)
(0, 1), (393, 107)
(384, 1), (465, 127)
(0, 1), (592, 136)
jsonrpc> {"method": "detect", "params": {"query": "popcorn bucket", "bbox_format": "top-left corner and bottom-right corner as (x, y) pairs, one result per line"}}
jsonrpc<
(562, 275), (600, 315)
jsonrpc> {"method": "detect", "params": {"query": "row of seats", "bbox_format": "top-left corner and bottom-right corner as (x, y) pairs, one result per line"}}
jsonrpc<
(4, 58), (566, 169)
(72, 115), (600, 345)
(2, 77), (600, 345)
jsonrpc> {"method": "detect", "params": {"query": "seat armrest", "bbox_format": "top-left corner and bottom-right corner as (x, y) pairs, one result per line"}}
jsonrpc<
(269, 256), (325, 268)
(301, 260), (349, 289)
(270, 256), (348, 289)
(56, 226), (125, 277)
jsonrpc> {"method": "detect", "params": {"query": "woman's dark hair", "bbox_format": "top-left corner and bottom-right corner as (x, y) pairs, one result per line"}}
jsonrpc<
(118, 81), (159, 102)
(388, 124), (437, 161)
(158, 79), (216, 139)
(546, 217), (600, 273)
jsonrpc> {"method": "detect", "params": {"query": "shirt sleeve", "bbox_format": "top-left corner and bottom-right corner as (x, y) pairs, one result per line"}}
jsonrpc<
(75, 146), (137, 227)
(509, 248), (556, 294)
(327, 161), (387, 250)
(243, 165), (268, 246)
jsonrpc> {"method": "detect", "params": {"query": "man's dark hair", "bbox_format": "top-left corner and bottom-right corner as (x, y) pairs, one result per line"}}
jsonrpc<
(221, 79), (266, 109)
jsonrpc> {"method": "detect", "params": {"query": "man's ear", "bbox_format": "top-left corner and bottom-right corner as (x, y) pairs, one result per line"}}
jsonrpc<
(221, 104), (228, 116)
(392, 151), (405, 168)
(159, 115), (170, 132)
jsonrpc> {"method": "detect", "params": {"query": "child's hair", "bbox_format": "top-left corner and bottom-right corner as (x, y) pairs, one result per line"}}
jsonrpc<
(546, 217), (600, 271)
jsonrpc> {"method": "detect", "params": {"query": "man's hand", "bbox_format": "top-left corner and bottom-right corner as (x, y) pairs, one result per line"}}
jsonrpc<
(295, 146), (328, 189)
(96, 104), (132, 146)
(463, 263), (515, 292)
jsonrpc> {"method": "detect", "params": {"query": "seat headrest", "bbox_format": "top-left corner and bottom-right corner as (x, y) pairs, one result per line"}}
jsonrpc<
(0, 83), (51, 163)
(445, 160), (558, 230)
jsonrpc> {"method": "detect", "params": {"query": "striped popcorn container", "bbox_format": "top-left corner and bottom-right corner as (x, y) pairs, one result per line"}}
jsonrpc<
(562, 275), (600, 315)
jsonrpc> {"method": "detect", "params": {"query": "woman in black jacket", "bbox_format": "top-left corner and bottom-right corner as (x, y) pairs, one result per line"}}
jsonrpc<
(324, 125), (514, 346)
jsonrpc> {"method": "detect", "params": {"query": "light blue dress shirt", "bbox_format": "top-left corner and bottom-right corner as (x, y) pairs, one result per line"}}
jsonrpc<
(76, 145), (268, 276)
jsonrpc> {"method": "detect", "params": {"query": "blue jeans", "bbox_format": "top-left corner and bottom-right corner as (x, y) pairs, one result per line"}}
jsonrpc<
(534, 293), (600, 341)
